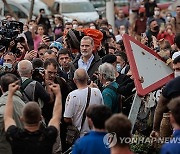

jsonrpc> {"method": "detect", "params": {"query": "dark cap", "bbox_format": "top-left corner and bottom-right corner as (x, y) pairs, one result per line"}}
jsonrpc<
(102, 54), (117, 64)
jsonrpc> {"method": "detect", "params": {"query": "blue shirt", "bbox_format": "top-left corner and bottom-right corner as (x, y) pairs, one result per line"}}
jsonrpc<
(102, 82), (119, 114)
(78, 54), (94, 71)
(161, 130), (180, 154)
(72, 131), (110, 154)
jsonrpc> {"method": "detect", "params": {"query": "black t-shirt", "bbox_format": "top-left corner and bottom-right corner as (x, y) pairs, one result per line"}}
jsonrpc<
(24, 31), (34, 50)
(146, 29), (159, 47)
(6, 125), (57, 154)
(38, 16), (51, 34)
(42, 77), (70, 124)
(116, 73), (129, 85)
(145, 2), (157, 18)
(162, 76), (180, 100)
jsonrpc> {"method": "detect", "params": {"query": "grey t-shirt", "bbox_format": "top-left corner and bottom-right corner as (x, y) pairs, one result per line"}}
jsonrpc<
(115, 18), (130, 32)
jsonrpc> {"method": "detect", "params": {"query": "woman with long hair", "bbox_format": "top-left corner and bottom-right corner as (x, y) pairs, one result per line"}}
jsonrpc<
(32, 24), (45, 51)
(54, 16), (64, 40)
(16, 37), (30, 61)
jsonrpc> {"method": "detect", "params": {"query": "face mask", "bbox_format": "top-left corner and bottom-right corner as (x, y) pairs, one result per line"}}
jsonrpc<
(41, 14), (46, 18)
(3, 63), (12, 70)
(154, 11), (160, 16)
(109, 29), (113, 33)
(120, 30), (126, 35)
(116, 64), (122, 72)
(167, 29), (172, 34)
(139, 13), (144, 18)
(90, 26), (96, 29)
(166, 16), (171, 22)
(73, 24), (78, 29)
(174, 71), (180, 78)
(29, 26), (33, 30)
(153, 26), (159, 31)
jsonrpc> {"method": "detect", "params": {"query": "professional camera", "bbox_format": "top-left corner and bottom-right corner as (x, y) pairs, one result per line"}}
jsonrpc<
(0, 20), (23, 49)
(32, 67), (45, 84)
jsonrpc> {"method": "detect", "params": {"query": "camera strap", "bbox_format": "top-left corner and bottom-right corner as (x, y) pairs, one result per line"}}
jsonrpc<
(20, 79), (34, 102)
(21, 79), (34, 90)
(80, 87), (91, 132)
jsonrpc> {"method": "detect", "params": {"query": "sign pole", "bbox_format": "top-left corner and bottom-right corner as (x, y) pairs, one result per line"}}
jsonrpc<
(128, 92), (142, 132)
(106, 0), (115, 32)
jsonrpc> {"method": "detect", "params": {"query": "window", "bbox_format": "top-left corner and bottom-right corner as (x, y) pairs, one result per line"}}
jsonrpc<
(4, 4), (27, 18)
(22, 2), (51, 16)
(61, 2), (95, 13)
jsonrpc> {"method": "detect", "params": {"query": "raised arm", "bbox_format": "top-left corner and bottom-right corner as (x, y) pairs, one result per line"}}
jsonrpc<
(30, 26), (36, 39)
(153, 94), (169, 131)
(48, 83), (62, 130)
(4, 81), (20, 131)
(150, 94), (169, 137)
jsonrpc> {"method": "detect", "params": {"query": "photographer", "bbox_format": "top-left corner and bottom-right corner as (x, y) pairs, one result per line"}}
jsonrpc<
(17, 60), (51, 108)
(0, 20), (24, 54)
(32, 58), (44, 84)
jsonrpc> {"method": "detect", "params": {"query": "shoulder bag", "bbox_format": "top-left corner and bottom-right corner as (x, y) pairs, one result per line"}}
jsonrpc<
(66, 87), (91, 146)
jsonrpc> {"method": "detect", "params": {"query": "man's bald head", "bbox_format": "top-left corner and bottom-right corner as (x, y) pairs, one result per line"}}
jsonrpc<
(23, 102), (41, 125)
(18, 60), (33, 77)
(74, 68), (89, 84)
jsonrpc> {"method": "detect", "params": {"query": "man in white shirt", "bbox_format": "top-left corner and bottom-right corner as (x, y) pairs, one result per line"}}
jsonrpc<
(64, 68), (104, 136)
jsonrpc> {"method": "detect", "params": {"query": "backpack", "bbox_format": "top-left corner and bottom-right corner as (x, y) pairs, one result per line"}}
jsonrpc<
(20, 79), (44, 108)
(20, 79), (34, 103)
(106, 85), (123, 113)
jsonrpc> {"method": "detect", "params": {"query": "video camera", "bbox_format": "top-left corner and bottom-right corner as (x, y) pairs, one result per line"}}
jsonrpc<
(0, 20), (23, 49)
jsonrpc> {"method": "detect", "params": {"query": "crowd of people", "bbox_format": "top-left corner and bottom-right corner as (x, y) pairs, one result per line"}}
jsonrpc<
(0, 0), (180, 154)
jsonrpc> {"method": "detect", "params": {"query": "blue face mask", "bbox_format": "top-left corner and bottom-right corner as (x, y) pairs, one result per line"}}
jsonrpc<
(3, 63), (12, 70)
(116, 64), (121, 72)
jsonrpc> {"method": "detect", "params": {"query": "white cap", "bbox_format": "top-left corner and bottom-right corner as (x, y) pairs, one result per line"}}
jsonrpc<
(172, 51), (180, 60)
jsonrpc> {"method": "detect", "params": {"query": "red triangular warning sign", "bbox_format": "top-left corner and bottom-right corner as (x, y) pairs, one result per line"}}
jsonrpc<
(123, 34), (174, 96)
